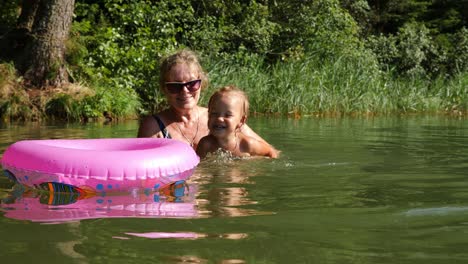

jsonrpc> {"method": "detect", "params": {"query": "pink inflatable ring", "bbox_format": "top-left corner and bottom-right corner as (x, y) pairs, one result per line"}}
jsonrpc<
(0, 138), (199, 193)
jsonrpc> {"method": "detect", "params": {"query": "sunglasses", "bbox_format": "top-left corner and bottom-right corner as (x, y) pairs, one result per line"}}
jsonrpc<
(165, 79), (202, 94)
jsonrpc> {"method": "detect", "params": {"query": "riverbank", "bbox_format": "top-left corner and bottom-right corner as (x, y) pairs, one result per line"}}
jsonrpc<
(0, 63), (139, 122)
(1, 57), (467, 122)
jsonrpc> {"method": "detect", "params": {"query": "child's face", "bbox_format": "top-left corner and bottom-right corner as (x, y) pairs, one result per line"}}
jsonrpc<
(208, 94), (245, 138)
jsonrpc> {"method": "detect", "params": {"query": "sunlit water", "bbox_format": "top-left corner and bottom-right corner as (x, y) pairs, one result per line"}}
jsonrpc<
(0, 116), (467, 263)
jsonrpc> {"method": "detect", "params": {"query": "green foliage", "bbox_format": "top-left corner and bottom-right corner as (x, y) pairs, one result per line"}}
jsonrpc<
(366, 33), (398, 71)
(228, 1), (279, 54)
(365, 0), (432, 34)
(395, 22), (433, 77)
(367, 23), (468, 77)
(89, 80), (141, 118)
(269, 0), (362, 61)
(45, 94), (82, 120)
(68, 0), (369, 113)
(451, 27), (468, 72)
(0, 0), (466, 119)
(187, 0), (279, 55)
(344, 0), (467, 78)
(73, 0), (190, 112)
(0, 0), (19, 34)
(45, 83), (140, 121)
(66, 0), (467, 115)
(423, 0), (467, 34)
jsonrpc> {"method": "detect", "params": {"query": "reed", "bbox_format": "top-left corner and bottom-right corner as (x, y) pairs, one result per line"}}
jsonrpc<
(205, 55), (468, 116)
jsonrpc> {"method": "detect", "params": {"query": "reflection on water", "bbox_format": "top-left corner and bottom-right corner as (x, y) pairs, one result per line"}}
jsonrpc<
(0, 180), (196, 223)
(404, 206), (468, 216)
(191, 152), (275, 218)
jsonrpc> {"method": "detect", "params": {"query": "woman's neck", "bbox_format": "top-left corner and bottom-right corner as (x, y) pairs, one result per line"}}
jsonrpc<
(171, 106), (198, 123)
(170, 106), (200, 147)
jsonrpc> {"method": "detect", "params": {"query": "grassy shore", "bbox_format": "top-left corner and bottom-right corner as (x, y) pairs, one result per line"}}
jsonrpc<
(1, 56), (467, 122)
(0, 63), (140, 122)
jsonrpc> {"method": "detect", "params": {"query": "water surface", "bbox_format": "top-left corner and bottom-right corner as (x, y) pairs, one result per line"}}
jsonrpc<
(0, 116), (467, 263)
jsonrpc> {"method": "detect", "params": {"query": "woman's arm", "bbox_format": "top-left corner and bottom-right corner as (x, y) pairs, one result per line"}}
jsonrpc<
(241, 124), (267, 144)
(241, 135), (280, 158)
(252, 139), (280, 158)
(241, 124), (279, 154)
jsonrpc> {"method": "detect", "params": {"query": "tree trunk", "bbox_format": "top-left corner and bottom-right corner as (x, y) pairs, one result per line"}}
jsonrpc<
(22, 0), (75, 87)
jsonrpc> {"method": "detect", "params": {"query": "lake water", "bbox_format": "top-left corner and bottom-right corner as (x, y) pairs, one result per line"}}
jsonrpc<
(0, 116), (467, 263)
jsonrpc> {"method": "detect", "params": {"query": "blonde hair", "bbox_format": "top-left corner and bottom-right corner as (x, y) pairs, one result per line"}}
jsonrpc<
(159, 49), (208, 90)
(208, 86), (250, 117)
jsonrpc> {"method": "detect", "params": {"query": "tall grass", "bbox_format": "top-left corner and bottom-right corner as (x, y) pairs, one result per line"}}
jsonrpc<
(0, 63), (35, 121)
(204, 55), (468, 116)
(1, 54), (466, 122)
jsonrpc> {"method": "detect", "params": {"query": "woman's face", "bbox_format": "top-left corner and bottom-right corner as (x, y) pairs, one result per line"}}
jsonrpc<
(164, 63), (201, 110)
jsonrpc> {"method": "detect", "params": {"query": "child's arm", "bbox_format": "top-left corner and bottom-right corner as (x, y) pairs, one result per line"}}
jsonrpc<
(242, 137), (280, 158)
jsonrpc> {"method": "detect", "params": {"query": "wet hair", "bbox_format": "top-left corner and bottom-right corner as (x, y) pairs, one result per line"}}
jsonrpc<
(159, 49), (208, 91)
(208, 86), (250, 117)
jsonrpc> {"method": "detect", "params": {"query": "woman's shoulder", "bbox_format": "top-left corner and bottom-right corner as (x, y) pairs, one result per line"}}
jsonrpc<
(138, 115), (157, 137)
(138, 112), (167, 138)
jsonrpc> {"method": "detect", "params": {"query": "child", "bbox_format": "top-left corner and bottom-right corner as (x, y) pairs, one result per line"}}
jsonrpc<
(196, 86), (279, 159)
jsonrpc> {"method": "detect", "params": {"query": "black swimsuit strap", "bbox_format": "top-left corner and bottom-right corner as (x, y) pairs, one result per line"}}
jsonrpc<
(153, 115), (171, 139)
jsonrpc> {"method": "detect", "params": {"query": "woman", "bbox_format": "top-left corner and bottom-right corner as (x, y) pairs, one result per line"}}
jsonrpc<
(137, 49), (270, 150)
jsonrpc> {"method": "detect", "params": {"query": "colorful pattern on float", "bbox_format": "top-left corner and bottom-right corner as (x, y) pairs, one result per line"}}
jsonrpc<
(0, 180), (196, 223)
(0, 138), (199, 193)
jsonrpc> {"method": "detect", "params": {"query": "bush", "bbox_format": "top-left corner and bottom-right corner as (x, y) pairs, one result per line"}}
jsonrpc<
(0, 1), (19, 34)
(451, 27), (468, 73)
